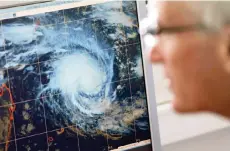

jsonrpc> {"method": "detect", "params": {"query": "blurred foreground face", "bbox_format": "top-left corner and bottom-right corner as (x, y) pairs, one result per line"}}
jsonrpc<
(149, 1), (230, 117)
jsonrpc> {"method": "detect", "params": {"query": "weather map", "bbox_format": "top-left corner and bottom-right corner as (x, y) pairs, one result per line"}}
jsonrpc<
(0, 1), (151, 151)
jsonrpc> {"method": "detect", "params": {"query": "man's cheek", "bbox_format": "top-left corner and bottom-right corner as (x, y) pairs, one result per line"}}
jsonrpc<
(164, 49), (182, 67)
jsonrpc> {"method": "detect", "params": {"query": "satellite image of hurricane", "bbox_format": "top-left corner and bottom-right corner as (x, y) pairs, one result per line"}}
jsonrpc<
(0, 1), (151, 151)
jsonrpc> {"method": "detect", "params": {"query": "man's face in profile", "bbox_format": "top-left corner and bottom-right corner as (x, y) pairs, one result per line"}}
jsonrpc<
(149, 1), (230, 116)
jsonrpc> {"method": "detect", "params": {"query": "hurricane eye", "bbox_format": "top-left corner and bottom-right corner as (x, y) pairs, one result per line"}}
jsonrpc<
(0, 2), (151, 149)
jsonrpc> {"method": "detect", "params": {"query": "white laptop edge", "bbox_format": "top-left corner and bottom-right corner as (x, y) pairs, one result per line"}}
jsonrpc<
(0, 0), (53, 9)
(136, 1), (162, 151)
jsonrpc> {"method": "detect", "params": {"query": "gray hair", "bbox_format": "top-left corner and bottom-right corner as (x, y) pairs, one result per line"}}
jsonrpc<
(191, 1), (230, 30)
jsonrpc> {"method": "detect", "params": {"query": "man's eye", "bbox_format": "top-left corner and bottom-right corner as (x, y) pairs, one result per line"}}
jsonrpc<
(147, 28), (159, 36)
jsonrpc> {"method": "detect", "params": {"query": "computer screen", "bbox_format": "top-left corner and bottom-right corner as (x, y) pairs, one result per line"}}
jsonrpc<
(0, 1), (154, 151)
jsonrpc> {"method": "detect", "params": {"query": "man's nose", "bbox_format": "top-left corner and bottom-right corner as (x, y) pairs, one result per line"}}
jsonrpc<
(149, 39), (163, 63)
(150, 46), (162, 62)
(143, 35), (163, 63)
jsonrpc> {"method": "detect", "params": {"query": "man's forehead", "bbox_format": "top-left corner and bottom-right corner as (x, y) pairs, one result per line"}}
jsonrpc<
(149, 1), (200, 26)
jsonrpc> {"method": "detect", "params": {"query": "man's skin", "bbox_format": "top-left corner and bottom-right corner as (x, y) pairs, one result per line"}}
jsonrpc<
(148, 2), (230, 118)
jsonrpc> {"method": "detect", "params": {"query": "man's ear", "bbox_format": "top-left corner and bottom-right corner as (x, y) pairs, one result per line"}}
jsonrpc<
(221, 25), (230, 73)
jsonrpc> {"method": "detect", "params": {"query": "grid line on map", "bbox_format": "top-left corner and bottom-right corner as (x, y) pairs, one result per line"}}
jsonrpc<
(0, 1), (149, 150)
(12, 132), (47, 142)
(0, 35), (140, 72)
(64, 9), (81, 151)
(0, 76), (140, 109)
(91, 9), (110, 150)
(0, 140), (14, 146)
(118, 1), (138, 144)
(2, 40), (140, 75)
(126, 1), (147, 143)
(124, 22), (138, 144)
(35, 16), (50, 151)
(34, 41), (141, 64)
(18, 1), (135, 29)
(0, 124), (83, 145)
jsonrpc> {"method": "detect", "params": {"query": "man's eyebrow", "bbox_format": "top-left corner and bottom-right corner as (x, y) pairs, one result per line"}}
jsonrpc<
(157, 18), (179, 28)
(156, 19), (173, 29)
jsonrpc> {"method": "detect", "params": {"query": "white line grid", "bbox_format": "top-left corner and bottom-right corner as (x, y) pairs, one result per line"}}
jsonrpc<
(107, 1), (139, 148)
(91, 7), (110, 151)
(0, 1), (151, 151)
(0, 41), (140, 75)
(124, 26), (138, 144)
(0, 76), (142, 110)
(116, 1), (138, 145)
(9, 78), (134, 103)
(28, 0), (136, 28)
(36, 14), (50, 151)
(0, 39), (140, 74)
(0, 40), (141, 107)
(63, 8), (81, 151)
(0, 96), (145, 148)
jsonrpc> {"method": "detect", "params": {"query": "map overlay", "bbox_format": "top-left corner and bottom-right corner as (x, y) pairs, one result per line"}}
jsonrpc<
(0, 1), (151, 151)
